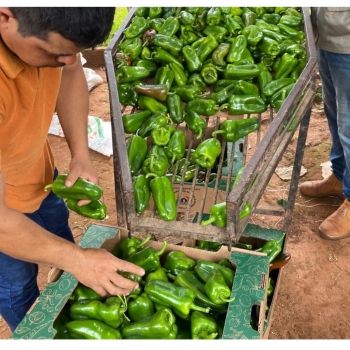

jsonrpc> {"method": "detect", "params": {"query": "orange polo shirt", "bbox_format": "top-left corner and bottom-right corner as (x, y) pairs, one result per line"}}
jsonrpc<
(0, 38), (62, 213)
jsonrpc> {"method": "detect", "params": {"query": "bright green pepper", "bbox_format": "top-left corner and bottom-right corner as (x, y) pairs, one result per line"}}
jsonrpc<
(196, 35), (219, 63)
(267, 277), (275, 297)
(178, 10), (195, 25)
(226, 34), (254, 64)
(152, 34), (183, 57)
(261, 28), (284, 44)
(65, 198), (107, 220)
(257, 36), (280, 56)
(248, 7), (267, 17)
(66, 320), (122, 339)
(170, 85), (208, 102)
(142, 145), (169, 177)
(122, 110), (152, 134)
(184, 110), (207, 139)
(204, 269), (235, 304)
(154, 66), (175, 91)
(228, 94), (267, 115)
(274, 52), (299, 80)
(212, 117), (260, 142)
(69, 284), (104, 303)
(257, 233), (285, 262)
(206, 7), (221, 26)
(179, 25), (200, 45)
(285, 43), (307, 59)
(134, 7), (149, 18)
(191, 311), (219, 339)
(149, 7), (162, 19)
(135, 59), (158, 76)
(257, 63), (273, 101)
(127, 134), (148, 176)
(117, 83), (139, 107)
(203, 25), (229, 43)
(165, 130), (186, 164)
(225, 16), (242, 36)
(116, 65), (150, 84)
(213, 79), (238, 93)
(200, 62), (218, 85)
(112, 233), (152, 259)
(158, 16), (180, 37)
(242, 7), (257, 27)
(187, 73), (207, 91)
(134, 84), (169, 102)
(166, 94), (184, 124)
(210, 84), (236, 105)
(145, 267), (169, 282)
(279, 14), (303, 28)
(44, 174), (103, 201)
(118, 37), (143, 61)
(191, 138), (222, 169)
(261, 13), (281, 25)
(137, 112), (171, 138)
(138, 95), (168, 114)
(162, 7), (178, 19)
(152, 48), (184, 70)
(126, 240), (168, 272)
(182, 45), (202, 73)
(194, 260), (235, 288)
(242, 25), (263, 47)
(127, 292), (155, 322)
(211, 42), (231, 67)
(269, 82), (295, 107)
(223, 64), (260, 80)
(118, 271), (143, 297)
(144, 279), (210, 319)
(255, 18), (281, 33)
(290, 56), (307, 81)
(133, 174), (151, 215)
(151, 125), (175, 146)
(164, 251), (196, 276)
(146, 173), (177, 221)
(284, 8), (303, 18)
(185, 99), (227, 117)
(201, 202), (226, 228)
(69, 296), (127, 328)
(195, 240), (222, 252)
(121, 308), (177, 339)
(169, 63), (187, 87)
(262, 77), (296, 97)
(277, 23), (305, 42)
(124, 16), (149, 39)
(149, 17), (165, 32)
(233, 80), (259, 96)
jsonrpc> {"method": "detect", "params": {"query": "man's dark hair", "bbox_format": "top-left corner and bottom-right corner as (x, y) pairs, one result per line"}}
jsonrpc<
(9, 7), (116, 48)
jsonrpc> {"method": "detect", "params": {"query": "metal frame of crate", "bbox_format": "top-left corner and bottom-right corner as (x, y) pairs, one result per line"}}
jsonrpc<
(104, 7), (317, 248)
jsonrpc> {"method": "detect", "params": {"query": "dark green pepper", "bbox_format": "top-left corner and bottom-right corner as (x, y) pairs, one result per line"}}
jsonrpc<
(210, 84), (236, 105)
(66, 320), (122, 339)
(191, 311), (218, 339)
(226, 34), (254, 64)
(134, 7), (149, 18)
(127, 292), (155, 322)
(44, 174), (103, 201)
(133, 174), (151, 214)
(121, 308), (177, 339)
(169, 63), (187, 87)
(274, 52), (299, 80)
(187, 73), (207, 91)
(213, 79), (238, 93)
(122, 110), (152, 134)
(212, 117), (260, 142)
(164, 250), (196, 276)
(179, 25), (200, 45)
(116, 65), (150, 84)
(279, 14), (303, 28)
(211, 42), (231, 67)
(277, 23), (305, 42)
(144, 279), (210, 319)
(133, 84), (169, 102)
(162, 7), (178, 19)
(66, 198), (107, 220)
(202, 25), (229, 43)
(223, 64), (260, 80)
(206, 7), (221, 26)
(228, 94), (267, 115)
(142, 145), (169, 177)
(257, 233), (285, 262)
(185, 99), (226, 117)
(262, 77), (296, 97)
(257, 63), (273, 101)
(191, 138), (222, 169)
(257, 36), (280, 56)
(196, 35), (219, 63)
(149, 17), (165, 32)
(126, 240), (167, 272)
(233, 80), (259, 96)
(135, 59), (158, 76)
(149, 7), (162, 19)
(124, 16), (149, 39)
(69, 284), (104, 303)
(152, 48), (184, 70)
(154, 65), (175, 91)
(200, 62), (218, 85)
(165, 129), (186, 164)
(195, 240), (222, 252)
(170, 85), (208, 102)
(127, 134), (148, 176)
(225, 16), (243, 36)
(137, 112), (171, 138)
(118, 37), (143, 61)
(261, 13), (281, 25)
(184, 110), (207, 139)
(117, 83), (139, 107)
(204, 269), (235, 304)
(166, 93), (184, 124)
(290, 56), (307, 81)
(158, 16), (180, 37)
(182, 45), (202, 73)
(118, 271), (143, 296)
(146, 173), (177, 221)
(138, 95), (168, 114)
(152, 34), (183, 57)
(178, 11), (195, 26)
(261, 28), (284, 43)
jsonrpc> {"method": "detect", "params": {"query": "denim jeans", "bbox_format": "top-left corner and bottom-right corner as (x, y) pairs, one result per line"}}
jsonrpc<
(0, 169), (74, 332)
(317, 49), (350, 200)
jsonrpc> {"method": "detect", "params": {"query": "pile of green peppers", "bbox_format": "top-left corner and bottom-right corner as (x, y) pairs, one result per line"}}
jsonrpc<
(53, 239), (241, 340)
(118, 7), (307, 222)
(44, 174), (107, 220)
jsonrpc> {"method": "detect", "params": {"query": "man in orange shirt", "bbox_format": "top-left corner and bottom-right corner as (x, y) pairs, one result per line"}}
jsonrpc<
(0, 7), (144, 332)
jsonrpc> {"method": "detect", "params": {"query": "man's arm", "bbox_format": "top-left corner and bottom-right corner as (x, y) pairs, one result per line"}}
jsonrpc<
(0, 171), (145, 296)
(55, 54), (97, 190)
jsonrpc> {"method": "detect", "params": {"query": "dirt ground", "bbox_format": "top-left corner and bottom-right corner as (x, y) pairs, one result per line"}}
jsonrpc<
(1, 63), (349, 340)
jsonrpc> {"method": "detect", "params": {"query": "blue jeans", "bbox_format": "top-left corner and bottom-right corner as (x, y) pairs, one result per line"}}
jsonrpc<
(0, 170), (74, 332)
(317, 49), (350, 200)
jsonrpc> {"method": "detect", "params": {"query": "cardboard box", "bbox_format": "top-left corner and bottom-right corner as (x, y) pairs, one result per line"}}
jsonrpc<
(11, 223), (270, 340)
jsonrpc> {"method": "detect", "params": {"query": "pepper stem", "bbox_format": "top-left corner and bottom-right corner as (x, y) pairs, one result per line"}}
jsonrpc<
(218, 294), (235, 303)
(211, 130), (225, 137)
(190, 303), (211, 313)
(167, 273), (176, 281)
(201, 217), (216, 226)
(216, 103), (229, 111)
(196, 129), (203, 140)
(137, 234), (152, 249)
(155, 240), (167, 257)
(145, 173), (158, 180)
(44, 184), (53, 191)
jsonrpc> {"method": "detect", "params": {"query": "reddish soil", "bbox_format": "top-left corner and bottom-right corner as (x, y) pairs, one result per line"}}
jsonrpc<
(1, 65), (349, 340)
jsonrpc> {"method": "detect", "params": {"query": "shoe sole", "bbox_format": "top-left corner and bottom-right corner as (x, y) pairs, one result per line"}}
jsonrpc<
(318, 228), (350, 240)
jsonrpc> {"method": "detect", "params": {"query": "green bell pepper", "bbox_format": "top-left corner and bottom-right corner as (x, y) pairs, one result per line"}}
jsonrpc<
(191, 311), (218, 339)
(184, 110), (207, 139)
(149, 7), (162, 19)
(204, 269), (235, 304)
(262, 77), (296, 97)
(164, 250), (196, 276)
(225, 16), (243, 36)
(191, 138), (222, 169)
(280, 14), (303, 29)
(118, 37), (143, 61)
(233, 80), (259, 96)
(117, 83), (139, 107)
(223, 64), (260, 80)
(261, 13), (281, 25)
(127, 292), (155, 322)
(162, 7), (178, 19)
(158, 16), (180, 37)
(146, 173), (177, 221)
(118, 271), (143, 297)
(142, 145), (169, 177)
(144, 267), (169, 282)
(165, 130), (186, 164)
(65, 199), (107, 220)
(149, 17), (165, 32)
(126, 240), (167, 273)
(44, 174), (103, 201)
(151, 124), (175, 146)
(66, 320), (122, 339)
(138, 95), (168, 114)
(274, 52), (299, 80)
(200, 62), (218, 85)
(127, 134), (148, 176)
(202, 25), (229, 43)
(69, 296), (127, 328)
(210, 84), (236, 105)
(116, 65), (150, 84)
(151, 34), (183, 58)
(201, 202), (226, 228)
(211, 42), (231, 67)
(257, 233), (285, 262)
(257, 36), (280, 56)
(187, 73), (207, 91)
(152, 48), (184, 70)
(134, 7), (149, 18)
(212, 117), (260, 142)
(137, 112), (171, 138)
(122, 110), (151, 134)
(178, 10), (195, 26)
(170, 85), (208, 102)
(144, 279), (210, 319)
(133, 174), (151, 215)
(182, 45), (202, 73)
(242, 7), (257, 27)
(206, 7), (221, 26)
(228, 94), (267, 115)
(169, 62), (188, 87)
(242, 25), (263, 47)
(226, 34), (254, 64)
(69, 283), (104, 303)
(121, 308), (177, 339)
(154, 66), (175, 91)
(185, 99), (227, 117)
(277, 23), (305, 42)
(196, 35), (219, 63)
(166, 93), (184, 124)
(112, 233), (152, 259)
(124, 16), (149, 39)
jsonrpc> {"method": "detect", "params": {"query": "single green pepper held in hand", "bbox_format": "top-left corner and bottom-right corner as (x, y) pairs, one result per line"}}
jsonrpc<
(66, 319), (122, 339)
(191, 311), (219, 339)
(65, 199), (107, 220)
(44, 174), (103, 201)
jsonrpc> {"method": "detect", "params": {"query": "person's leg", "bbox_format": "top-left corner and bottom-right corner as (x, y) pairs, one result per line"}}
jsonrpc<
(0, 169), (74, 331)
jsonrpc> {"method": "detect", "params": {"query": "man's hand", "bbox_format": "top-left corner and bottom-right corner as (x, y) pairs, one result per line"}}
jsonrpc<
(70, 247), (145, 297)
